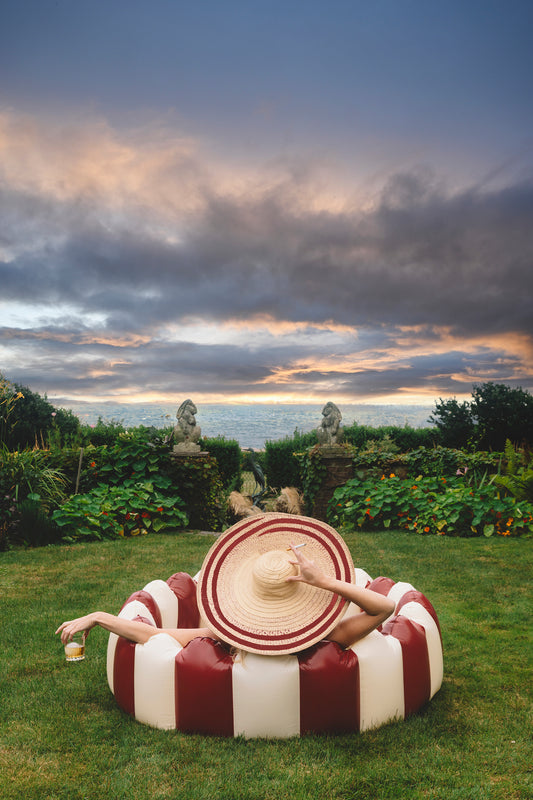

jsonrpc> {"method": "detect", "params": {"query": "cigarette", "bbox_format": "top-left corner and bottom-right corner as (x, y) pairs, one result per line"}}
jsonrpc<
(287, 543), (307, 551)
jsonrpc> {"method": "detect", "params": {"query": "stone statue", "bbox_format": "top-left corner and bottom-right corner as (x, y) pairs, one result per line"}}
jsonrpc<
(172, 399), (201, 453)
(316, 401), (343, 445)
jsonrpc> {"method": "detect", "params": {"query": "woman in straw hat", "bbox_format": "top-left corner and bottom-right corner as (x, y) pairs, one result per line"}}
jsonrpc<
(56, 515), (395, 656)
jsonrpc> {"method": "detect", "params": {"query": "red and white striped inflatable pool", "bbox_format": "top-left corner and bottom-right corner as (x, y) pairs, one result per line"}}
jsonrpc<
(107, 570), (443, 737)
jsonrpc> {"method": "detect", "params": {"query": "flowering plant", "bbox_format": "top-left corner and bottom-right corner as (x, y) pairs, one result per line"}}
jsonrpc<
(52, 479), (187, 541)
(330, 474), (533, 537)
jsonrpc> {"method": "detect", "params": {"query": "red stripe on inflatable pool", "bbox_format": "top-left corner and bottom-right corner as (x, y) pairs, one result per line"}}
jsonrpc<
(113, 637), (136, 716)
(166, 572), (200, 628)
(395, 590), (442, 641)
(366, 576), (396, 596)
(120, 590), (162, 629)
(298, 641), (360, 734)
(175, 638), (234, 736)
(383, 616), (431, 716)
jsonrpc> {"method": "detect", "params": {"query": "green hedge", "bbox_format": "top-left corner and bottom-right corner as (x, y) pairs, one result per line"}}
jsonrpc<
(342, 422), (438, 450)
(201, 436), (242, 490)
(264, 430), (317, 489)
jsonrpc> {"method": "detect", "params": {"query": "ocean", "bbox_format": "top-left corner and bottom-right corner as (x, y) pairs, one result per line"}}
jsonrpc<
(66, 402), (435, 450)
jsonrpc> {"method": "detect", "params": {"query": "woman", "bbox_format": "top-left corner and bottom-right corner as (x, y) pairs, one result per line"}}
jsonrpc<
(56, 528), (395, 653)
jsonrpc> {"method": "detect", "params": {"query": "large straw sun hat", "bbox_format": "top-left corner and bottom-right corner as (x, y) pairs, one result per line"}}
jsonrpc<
(197, 513), (355, 655)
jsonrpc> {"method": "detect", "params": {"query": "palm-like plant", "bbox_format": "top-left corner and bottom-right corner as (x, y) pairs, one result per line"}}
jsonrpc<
(493, 440), (533, 503)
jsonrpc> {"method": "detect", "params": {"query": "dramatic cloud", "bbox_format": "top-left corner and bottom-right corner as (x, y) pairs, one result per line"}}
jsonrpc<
(1, 108), (532, 406)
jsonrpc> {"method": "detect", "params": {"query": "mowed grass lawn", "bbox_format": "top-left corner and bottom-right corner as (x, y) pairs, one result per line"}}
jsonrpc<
(0, 529), (530, 800)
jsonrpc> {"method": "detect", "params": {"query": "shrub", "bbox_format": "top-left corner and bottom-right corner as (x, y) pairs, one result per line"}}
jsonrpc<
(351, 436), (403, 477)
(202, 436), (242, 490)
(330, 474), (533, 538)
(404, 447), (502, 479)
(428, 398), (475, 448)
(10, 498), (62, 547)
(342, 422), (437, 450)
(166, 453), (224, 530)
(294, 444), (332, 514)
(52, 479), (188, 542)
(492, 440), (533, 503)
(0, 445), (67, 548)
(264, 429), (317, 490)
(429, 382), (533, 450)
(80, 417), (127, 446)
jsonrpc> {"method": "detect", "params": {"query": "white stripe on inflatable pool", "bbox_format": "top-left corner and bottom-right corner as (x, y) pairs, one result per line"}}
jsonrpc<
(134, 634), (182, 729)
(354, 567), (372, 586)
(398, 601), (443, 698)
(351, 629), (404, 731)
(386, 581), (416, 605)
(141, 580), (180, 628)
(232, 651), (300, 738)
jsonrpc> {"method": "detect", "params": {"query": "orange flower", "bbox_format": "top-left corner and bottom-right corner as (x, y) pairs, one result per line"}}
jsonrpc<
(424, 526), (430, 533)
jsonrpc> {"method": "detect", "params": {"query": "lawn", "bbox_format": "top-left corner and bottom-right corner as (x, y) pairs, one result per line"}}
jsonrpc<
(0, 530), (530, 800)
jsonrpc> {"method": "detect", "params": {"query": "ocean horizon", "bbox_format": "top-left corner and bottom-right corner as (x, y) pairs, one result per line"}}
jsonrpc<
(65, 401), (435, 450)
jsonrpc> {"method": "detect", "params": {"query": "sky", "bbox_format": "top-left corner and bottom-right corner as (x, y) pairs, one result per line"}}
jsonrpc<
(1, 0), (533, 411)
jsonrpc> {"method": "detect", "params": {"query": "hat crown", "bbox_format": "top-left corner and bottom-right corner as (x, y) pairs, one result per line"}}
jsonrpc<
(251, 550), (297, 600)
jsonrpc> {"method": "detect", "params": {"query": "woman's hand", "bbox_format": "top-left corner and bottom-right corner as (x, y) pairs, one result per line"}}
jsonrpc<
(55, 614), (97, 644)
(286, 544), (328, 589)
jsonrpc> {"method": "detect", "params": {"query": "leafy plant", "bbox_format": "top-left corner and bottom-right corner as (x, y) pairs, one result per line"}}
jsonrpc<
(0, 445), (67, 512)
(330, 474), (533, 538)
(493, 439), (533, 503)
(52, 479), (188, 542)
(166, 453), (224, 531)
(0, 444), (67, 548)
(295, 444), (333, 514)
(351, 435), (404, 478)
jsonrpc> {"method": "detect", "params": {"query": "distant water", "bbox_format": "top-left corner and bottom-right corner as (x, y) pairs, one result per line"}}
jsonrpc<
(66, 402), (435, 450)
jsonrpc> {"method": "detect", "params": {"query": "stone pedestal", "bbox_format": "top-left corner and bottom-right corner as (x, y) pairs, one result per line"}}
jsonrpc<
(311, 445), (354, 521)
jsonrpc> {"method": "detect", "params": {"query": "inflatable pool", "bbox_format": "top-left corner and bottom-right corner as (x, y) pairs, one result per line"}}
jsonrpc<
(107, 569), (443, 737)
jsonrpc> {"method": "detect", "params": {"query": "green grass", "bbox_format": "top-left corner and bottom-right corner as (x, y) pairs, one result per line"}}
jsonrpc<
(0, 530), (531, 800)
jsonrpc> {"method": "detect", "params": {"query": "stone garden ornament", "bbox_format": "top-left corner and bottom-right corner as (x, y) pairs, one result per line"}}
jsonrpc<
(172, 399), (202, 453)
(317, 402), (343, 445)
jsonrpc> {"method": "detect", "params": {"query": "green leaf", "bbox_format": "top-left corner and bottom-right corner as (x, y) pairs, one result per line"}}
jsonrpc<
(483, 524), (495, 537)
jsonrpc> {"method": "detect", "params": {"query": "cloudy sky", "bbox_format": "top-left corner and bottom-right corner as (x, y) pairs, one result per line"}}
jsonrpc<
(1, 0), (532, 410)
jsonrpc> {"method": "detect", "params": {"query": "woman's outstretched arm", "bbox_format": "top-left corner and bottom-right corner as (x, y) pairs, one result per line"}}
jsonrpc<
(55, 612), (214, 647)
(287, 544), (395, 648)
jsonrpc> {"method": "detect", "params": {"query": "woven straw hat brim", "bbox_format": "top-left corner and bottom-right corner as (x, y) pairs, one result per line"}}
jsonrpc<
(197, 513), (355, 655)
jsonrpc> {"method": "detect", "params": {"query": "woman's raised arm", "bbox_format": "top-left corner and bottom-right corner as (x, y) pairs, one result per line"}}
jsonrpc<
(286, 544), (395, 648)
